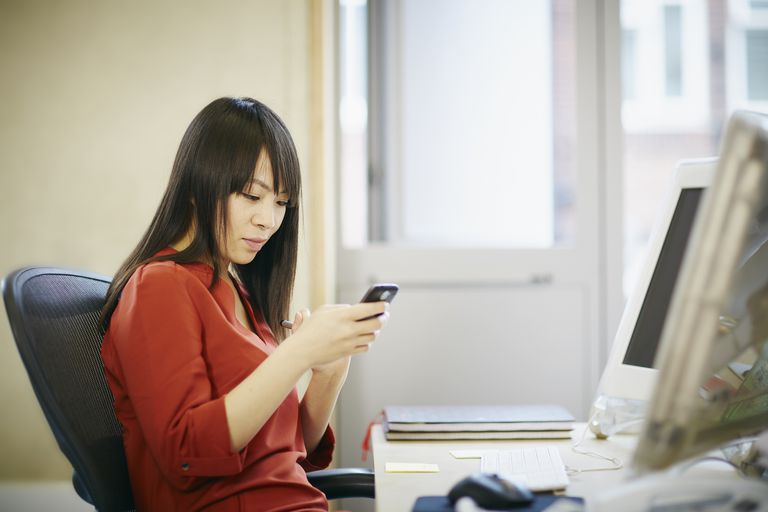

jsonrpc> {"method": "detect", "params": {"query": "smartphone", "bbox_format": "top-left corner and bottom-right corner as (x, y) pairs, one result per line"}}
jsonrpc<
(360, 283), (399, 303)
(283, 283), (399, 329)
(359, 283), (399, 320)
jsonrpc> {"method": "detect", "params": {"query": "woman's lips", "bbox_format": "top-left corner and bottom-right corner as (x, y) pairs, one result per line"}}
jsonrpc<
(243, 238), (266, 251)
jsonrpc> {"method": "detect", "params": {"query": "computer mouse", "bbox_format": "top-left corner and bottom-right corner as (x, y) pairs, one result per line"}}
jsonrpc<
(448, 472), (535, 509)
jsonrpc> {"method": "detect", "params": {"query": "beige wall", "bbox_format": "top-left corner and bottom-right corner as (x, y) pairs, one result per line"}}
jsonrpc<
(0, 0), (319, 480)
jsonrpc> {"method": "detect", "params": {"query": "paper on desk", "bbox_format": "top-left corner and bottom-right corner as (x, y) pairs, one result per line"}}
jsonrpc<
(385, 462), (440, 473)
(449, 450), (486, 459)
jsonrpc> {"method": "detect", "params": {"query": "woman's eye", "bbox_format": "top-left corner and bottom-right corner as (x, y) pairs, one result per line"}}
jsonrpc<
(277, 200), (289, 207)
(241, 192), (259, 201)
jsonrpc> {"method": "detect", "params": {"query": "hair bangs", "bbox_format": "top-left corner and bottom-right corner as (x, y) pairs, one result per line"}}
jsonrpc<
(224, 103), (267, 197)
(254, 103), (302, 208)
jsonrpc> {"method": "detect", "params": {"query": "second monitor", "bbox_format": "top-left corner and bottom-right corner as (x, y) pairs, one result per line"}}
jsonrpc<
(590, 158), (716, 437)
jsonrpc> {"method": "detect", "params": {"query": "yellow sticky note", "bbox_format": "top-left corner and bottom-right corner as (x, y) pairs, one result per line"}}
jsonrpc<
(385, 462), (440, 473)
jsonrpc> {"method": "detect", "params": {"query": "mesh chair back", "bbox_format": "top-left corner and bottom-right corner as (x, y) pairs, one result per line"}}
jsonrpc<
(2, 267), (134, 511)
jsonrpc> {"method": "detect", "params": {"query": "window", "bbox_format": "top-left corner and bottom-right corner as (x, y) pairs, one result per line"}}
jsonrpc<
(339, 0), (577, 249)
(726, 0), (768, 111)
(620, 0), (768, 294)
(623, 29), (638, 100)
(621, 0), (714, 293)
(339, 0), (368, 247)
(746, 30), (768, 100)
(664, 5), (683, 96)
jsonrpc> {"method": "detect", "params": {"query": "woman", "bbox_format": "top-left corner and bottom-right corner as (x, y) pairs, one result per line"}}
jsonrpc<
(100, 97), (388, 511)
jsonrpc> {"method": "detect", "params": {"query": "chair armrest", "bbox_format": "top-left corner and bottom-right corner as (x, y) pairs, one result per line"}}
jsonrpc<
(307, 467), (375, 500)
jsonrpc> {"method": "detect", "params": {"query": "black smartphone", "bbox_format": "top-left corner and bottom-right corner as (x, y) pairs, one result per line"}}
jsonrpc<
(360, 283), (399, 303)
(359, 283), (398, 320)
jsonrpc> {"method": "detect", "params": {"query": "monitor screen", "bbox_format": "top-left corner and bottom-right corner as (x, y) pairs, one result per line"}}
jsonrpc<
(634, 110), (768, 473)
(622, 187), (703, 369)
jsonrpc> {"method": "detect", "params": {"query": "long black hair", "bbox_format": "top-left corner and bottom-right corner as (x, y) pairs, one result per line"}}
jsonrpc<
(101, 97), (302, 339)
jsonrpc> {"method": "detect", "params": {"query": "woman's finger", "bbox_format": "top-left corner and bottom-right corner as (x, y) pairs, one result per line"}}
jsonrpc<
(294, 308), (310, 330)
(345, 301), (387, 321)
(355, 332), (377, 344)
(352, 313), (388, 333)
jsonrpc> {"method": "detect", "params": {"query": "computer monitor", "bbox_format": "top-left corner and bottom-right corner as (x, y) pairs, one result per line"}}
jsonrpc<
(633, 110), (768, 473)
(590, 158), (716, 437)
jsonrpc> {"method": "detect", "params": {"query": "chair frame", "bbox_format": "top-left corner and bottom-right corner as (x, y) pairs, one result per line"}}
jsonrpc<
(4, 266), (132, 510)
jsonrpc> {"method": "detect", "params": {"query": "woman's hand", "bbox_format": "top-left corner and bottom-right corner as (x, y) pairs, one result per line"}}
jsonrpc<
(281, 302), (389, 372)
(286, 302), (389, 454)
(286, 309), (352, 376)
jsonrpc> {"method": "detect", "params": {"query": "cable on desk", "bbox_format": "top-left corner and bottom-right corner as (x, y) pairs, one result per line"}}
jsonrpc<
(566, 412), (624, 475)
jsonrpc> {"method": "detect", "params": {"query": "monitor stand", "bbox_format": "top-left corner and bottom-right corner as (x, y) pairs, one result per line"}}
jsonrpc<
(588, 394), (647, 439)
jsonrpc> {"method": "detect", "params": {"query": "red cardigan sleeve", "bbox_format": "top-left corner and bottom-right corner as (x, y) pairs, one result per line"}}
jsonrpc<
(300, 425), (336, 472)
(111, 264), (245, 489)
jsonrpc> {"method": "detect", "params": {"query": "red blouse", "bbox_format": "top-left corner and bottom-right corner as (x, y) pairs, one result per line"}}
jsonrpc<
(101, 250), (334, 511)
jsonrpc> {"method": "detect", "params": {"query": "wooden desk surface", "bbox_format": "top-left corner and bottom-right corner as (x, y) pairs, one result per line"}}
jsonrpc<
(371, 423), (638, 512)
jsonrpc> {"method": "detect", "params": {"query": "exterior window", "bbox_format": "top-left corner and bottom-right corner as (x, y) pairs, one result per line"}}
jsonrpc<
(664, 5), (683, 96)
(746, 30), (768, 100)
(623, 29), (638, 100)
(623, 0), (768, 293)
(621, 0), (713, 293)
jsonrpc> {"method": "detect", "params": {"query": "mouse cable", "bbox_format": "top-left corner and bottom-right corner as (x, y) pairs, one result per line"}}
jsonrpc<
(566, 411), (624, 475)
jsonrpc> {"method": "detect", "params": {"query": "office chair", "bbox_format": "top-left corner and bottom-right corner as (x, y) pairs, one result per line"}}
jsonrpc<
(2, 266), (375, 512)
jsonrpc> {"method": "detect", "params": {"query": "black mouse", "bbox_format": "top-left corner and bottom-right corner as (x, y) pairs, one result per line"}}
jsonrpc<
(448, 472), (534, 509)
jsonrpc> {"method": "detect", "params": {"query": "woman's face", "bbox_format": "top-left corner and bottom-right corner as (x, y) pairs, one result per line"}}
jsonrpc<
(221, 150), (290, 267)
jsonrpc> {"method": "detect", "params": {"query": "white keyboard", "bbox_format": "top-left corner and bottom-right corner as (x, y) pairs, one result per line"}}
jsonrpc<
(480, 445), (569, 492)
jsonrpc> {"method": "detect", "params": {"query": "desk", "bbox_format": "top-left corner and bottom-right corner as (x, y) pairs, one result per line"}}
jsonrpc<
(370, 422), (636, 511)
(371, 423), (765, 511)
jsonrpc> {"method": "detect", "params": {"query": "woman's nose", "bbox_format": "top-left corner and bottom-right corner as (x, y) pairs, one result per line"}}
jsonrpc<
(251, 204), (276, 229)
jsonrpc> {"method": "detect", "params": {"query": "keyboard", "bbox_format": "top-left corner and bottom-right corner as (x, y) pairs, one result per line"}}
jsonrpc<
(480, 445), (569, 491)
